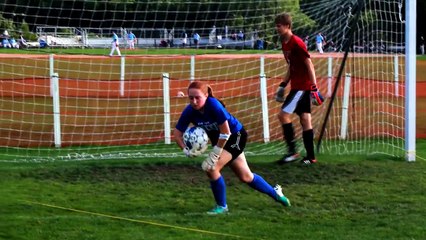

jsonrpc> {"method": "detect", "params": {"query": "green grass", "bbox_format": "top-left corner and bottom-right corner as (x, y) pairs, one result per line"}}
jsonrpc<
(1, 140), (425, 240)
(417, 55), (426, 61)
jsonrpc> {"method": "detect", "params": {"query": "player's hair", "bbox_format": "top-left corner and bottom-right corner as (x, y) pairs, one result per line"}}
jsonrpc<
(188, 81), (226, 107)
(275, 12), (292, 29)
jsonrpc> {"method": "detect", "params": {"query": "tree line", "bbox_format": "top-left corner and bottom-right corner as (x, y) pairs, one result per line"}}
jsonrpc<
(1, 0), (424, 45)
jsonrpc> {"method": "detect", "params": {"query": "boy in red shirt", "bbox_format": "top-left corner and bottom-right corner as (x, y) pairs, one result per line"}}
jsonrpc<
(274, 12), (324, 165)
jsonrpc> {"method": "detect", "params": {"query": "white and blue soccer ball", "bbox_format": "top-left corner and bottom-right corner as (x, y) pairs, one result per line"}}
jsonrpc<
(183, 126), (209, 153)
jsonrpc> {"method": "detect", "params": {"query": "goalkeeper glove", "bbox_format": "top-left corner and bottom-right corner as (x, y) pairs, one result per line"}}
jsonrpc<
(275, 81), (288, 103)
(310, 84), (325, 106)
(201, 146), (222, 171)
(183, 147), (202, 158)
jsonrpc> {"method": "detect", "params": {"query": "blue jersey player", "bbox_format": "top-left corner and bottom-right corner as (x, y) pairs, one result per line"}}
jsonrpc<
(174, 81), (291, 214)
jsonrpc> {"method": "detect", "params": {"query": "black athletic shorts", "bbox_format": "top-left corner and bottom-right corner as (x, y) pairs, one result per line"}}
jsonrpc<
(223, 128), (247, 161)
(282, 89), (311, 115)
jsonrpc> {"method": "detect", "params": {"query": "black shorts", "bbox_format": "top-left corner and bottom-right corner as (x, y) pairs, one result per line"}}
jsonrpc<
(223, 128), (247, 161)
(282, 89), (311, 115)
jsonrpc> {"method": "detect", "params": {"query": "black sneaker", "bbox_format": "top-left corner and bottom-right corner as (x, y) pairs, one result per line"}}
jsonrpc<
(277, 152), (300, 164)
(301, 157), (317, 165)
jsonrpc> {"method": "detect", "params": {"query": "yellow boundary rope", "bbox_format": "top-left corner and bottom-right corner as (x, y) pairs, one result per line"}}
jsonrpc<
(24, 200), (253, 239)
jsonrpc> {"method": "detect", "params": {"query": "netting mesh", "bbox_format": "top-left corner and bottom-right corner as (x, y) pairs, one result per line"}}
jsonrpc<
(0, 0), (407, 161)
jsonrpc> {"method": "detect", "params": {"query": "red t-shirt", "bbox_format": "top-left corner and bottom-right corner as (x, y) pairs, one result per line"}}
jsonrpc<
(281, 34), (312, 90)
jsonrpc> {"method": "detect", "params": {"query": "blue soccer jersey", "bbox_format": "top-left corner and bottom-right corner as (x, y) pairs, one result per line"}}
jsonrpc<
(112, 33), (118, 42)
(175, 97), (243, 143)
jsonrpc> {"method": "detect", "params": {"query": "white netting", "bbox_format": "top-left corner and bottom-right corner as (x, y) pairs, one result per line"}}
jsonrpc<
(0, 0), (407, 161)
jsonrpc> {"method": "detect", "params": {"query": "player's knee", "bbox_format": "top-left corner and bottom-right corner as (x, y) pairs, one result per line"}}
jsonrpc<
(238, 173), (253, 183)
(278, 112), (291, 123)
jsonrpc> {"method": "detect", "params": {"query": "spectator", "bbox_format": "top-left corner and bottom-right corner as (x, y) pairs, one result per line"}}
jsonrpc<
(159, 40), (168, 47)
(420, 36), (425, 55)
(256, 39), (264, 50)
(2, 38), (11, 48)
(19, 35), (28, 48)
(9, 38), (19, 48)
(182, 32), (188, 48)
(237, 31), (244, 41)
(304, 35), (309, 49)
(168, 29), (174, 47)
(109, 31), (121, 57)
(193, 32), (200, 48)
(378, 39), (386, 53)
(209, 25), (217, 44)
(127, 31), (136, 50)
(231, 32), (237, 41)
(315, 32), (324, 54)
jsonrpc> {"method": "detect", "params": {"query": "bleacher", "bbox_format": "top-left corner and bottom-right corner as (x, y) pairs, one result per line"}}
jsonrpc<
(34, 26), (260, 49)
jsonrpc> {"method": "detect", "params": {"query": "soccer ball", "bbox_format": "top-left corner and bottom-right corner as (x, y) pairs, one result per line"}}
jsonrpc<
(183, 126), (209, 153)
(177, 91), (185, 97)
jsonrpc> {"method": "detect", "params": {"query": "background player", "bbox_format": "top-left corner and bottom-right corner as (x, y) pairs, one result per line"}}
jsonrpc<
(109, 31), (121, 56)
(174, 81), (291, 214)
(274, 12), (324, 165)
(127, 31), (137, 50)
(315, 32), (324, 54)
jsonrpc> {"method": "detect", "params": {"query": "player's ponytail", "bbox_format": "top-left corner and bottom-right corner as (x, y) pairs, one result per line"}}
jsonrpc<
(188, 81), (226, 107)
(207, 85), (226, 108)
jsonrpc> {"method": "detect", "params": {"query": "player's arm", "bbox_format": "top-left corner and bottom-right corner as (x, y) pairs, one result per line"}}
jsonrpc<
(281, 66), (291, 86)
(173, 128), (186, 150)
(305, 57), (324, 105)
(216, 121), (231, 148)
(202, 120), (231, 171)
(304, 57), (317, 86)
(275, 66), (290, 102)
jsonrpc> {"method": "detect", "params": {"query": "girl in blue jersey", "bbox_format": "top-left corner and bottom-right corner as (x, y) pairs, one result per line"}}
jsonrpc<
(174, 81), (291, 214)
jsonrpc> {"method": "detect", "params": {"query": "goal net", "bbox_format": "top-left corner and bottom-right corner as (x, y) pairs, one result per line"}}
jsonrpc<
(0, 0), (411, 161)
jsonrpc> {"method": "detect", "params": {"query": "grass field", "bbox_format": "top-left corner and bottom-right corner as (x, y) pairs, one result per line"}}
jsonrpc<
(0, 140), (425, 240)
(0, 49), (425, 239)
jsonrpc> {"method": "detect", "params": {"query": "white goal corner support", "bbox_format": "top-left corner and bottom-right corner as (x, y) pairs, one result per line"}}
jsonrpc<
(340, 73), (351, 140)
(163, 73), (171, 144)
(120, 56), (125, 97)
(405, 0), (416, 161)
(49, 54), (55, 97)
(190, 55), (195, 81)
(51, 72), (62, 148)
(327, 57), (333, 97)
(259, 56), (270, 143)
(393, 55), (399, 97)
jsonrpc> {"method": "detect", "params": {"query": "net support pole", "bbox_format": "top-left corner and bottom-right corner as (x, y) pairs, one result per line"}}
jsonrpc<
(393, 55), (399, 97)
(52, 73), (62, 148)
(49, 54), (54, 96)
(316, 0), (366, 153)
(340, 73), (351, 140)
(190, 55), (195, 81)
(327, 57), (333, 97)
(163, 73), (171, 144)
(405, 0), (416, 161)
(120, 56), (125, 97)
(259, 56), (270, 143)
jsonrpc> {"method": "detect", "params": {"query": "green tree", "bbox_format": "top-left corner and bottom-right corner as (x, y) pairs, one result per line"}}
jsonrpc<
(0, 14), (15, 34)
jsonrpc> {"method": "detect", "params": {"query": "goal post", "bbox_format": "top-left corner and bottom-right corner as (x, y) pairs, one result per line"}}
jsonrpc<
(0, 0), (416, 162)
(405, 0), (416, 162)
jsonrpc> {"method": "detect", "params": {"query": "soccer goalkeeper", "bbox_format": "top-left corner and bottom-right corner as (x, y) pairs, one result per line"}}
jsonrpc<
(174, 81), (291, 214)
(274, 12), (324, 165)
